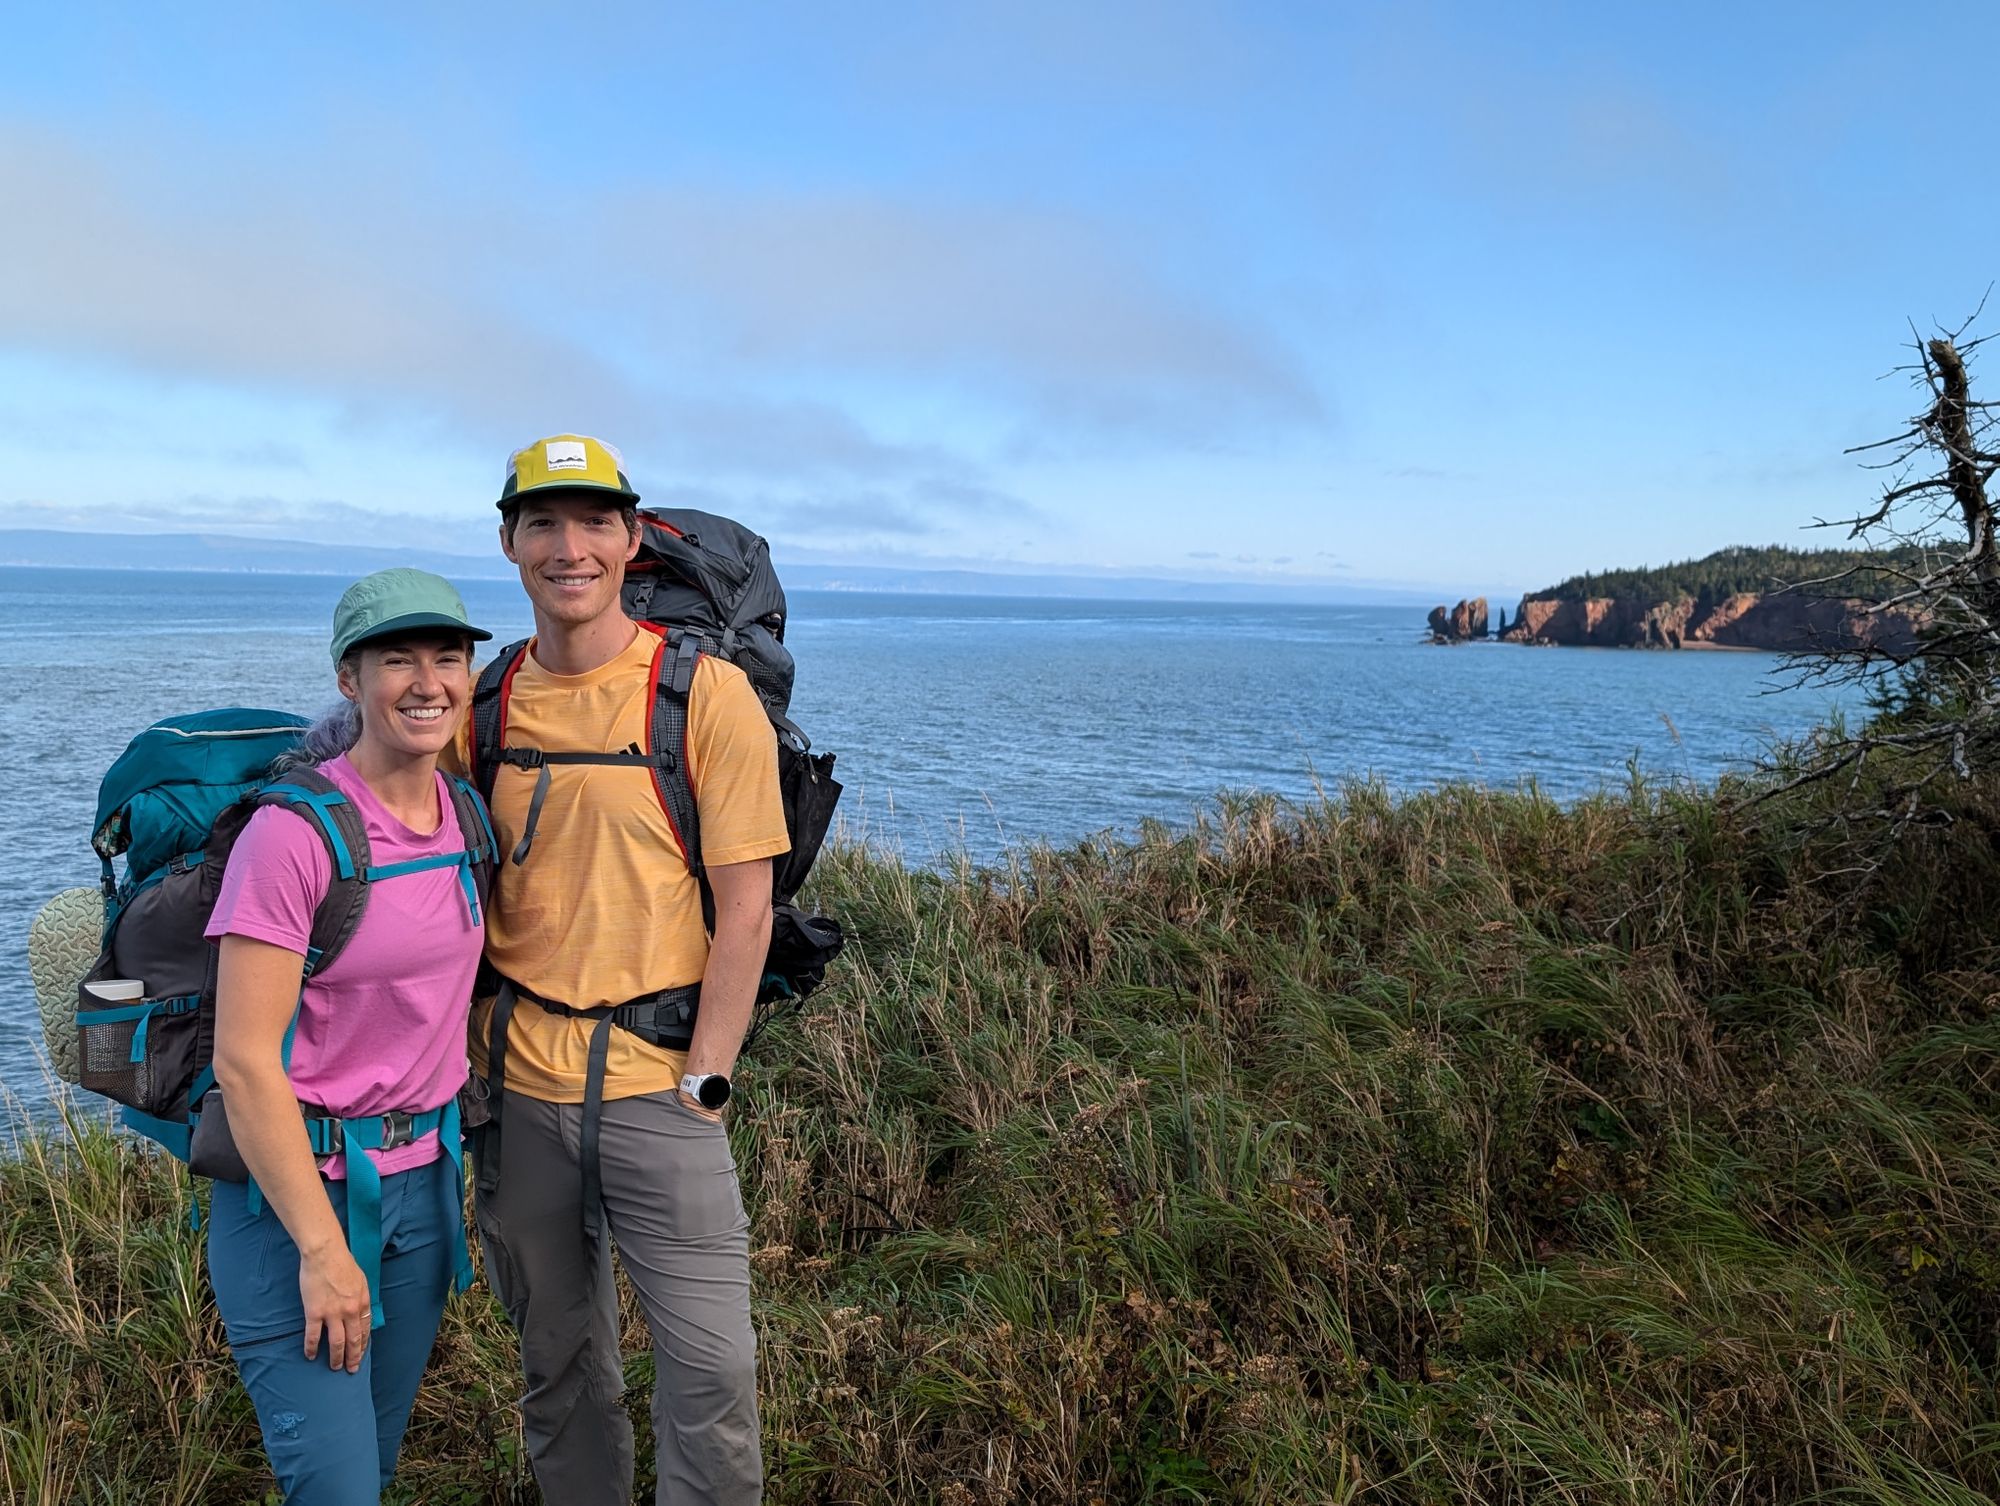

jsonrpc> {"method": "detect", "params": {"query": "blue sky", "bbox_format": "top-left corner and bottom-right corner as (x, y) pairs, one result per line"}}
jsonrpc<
(1, 1), (1995, 598)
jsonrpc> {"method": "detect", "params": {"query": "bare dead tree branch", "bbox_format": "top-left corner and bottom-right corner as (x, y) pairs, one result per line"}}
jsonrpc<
(1844, 428), (1925, 455)
(1752, 317), (2000, 837)
(1947, 286), (1994, 342)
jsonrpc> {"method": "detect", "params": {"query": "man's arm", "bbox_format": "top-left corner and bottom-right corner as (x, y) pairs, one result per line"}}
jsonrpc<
(681, 857), (773, 1118)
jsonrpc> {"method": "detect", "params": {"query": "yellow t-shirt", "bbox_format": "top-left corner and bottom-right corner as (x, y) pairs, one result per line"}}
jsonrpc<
(452, 627), (789, 1103)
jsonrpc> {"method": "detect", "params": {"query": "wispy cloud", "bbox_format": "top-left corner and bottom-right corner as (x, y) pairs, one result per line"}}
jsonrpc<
(6, 497), (496, 554)
(0, 120), (1324, 501)
(608, 188), (1323, 446)
(734, 472), (1041, 544)
(771, 495), (940, 538)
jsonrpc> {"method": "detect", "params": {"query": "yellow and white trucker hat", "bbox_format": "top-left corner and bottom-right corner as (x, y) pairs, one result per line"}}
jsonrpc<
(496, 433), (642, 510)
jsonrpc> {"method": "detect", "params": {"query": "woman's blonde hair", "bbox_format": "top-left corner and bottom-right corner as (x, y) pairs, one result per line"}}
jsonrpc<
(271, 650), (364, 773)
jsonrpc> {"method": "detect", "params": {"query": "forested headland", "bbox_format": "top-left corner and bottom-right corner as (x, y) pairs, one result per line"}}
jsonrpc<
(1522, 543), (1924, 606)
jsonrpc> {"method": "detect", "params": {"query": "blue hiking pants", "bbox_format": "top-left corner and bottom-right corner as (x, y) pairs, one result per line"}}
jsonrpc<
(207, 1156), (461, 1505)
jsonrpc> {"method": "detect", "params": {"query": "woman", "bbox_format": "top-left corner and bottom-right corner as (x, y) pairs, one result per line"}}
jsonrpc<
(202, 568), (493, 1504)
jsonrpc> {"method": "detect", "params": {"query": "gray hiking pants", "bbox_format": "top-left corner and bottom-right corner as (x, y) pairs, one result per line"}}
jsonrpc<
(474, 1089), (762, 1505)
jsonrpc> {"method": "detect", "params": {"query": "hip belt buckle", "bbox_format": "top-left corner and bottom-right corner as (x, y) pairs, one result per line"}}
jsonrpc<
(378, 1109), (417, 1151)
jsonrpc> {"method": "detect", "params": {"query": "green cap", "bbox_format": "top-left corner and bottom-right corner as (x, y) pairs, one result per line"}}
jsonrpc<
(330, 569), (492, 665)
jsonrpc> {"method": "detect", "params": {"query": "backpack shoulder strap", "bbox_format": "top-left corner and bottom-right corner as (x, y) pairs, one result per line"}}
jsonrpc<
(645, 626), (705, 882)
(469, 639), (531, 807)
(444, 774), (498, 914)
(255, 769), (373, 977)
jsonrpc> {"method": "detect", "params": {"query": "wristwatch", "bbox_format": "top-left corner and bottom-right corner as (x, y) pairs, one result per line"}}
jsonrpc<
(680, 1072), (732, 1110)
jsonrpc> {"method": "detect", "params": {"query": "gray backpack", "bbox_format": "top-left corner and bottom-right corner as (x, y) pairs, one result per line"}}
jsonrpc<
(469, 506), (846, 1032)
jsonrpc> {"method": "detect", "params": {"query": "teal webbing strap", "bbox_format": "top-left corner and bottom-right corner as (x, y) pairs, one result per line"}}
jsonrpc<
(263, 784), (358, 881)
(341, 1120), (386, 1329)
(75, 1001), (153, 1026)
(119, 1105), (191, 1160)
(279, 998), (302, 1074)
(364, 849), (482, 926)
(457, 858), (481, 928)
(337, 1104), (450, 1329)
(439, 1096), (473, 1295)
(124, 995), (199, 1063)
(363, 851), (467, 881)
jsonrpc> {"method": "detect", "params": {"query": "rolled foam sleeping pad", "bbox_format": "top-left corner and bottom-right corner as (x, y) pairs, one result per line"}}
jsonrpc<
(28, 887), (104, 1085)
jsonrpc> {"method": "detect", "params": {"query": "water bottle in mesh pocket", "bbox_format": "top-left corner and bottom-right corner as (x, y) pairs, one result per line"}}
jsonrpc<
(73, 845), (223, 1142)
(75, 983), (204, 1115)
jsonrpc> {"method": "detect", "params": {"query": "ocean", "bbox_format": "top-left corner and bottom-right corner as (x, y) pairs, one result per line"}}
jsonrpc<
(1, 564), (1846, 1108)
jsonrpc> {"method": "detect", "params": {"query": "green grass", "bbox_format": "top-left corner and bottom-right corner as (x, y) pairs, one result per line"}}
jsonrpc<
(9, 768), (2000, 1502)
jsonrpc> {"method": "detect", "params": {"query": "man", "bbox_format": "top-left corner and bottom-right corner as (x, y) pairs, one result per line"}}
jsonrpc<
(457, 434), (785, 1505)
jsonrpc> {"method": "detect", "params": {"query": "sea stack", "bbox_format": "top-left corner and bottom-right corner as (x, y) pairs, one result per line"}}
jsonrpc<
(1427, 597), (1490, 643)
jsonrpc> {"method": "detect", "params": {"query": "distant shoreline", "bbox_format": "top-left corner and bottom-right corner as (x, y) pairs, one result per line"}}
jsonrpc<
(0, 556), (1445, 610)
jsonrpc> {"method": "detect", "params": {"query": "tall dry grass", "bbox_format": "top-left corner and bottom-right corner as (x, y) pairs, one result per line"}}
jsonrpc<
(8, 768), (2000, 1502)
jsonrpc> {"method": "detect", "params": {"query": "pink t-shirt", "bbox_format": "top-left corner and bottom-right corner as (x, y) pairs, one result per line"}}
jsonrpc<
(205, 754), (484, 1179)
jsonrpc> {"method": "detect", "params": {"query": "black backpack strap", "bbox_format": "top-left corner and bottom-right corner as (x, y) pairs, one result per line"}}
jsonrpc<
(500, 743), (684, 865)
(475, 976), (520, 1195)
(646, 627), (706, 884)
(480, 975), (700, 1244)
(443, 775), (498, 917)
(254, 769), (374, 977)
(478, 631), (702, 869)
(469, 640), (530, 809)
(771, 710), (809, 754)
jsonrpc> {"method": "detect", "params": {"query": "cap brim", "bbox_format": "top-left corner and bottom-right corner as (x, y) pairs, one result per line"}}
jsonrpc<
(347, 611), (495, 649)
(495, 479), (643, 511)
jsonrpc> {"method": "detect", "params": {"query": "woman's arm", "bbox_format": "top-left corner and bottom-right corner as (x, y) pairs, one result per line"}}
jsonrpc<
(212, 933), (372, 1373)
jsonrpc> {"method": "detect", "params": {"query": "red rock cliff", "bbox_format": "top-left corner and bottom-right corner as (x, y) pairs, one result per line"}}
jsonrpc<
(1497, 592), (1925, 652)
(1426, 597), (1490, 642)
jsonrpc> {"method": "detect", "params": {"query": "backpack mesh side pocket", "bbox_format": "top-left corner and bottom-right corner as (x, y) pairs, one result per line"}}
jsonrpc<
(78, 858), (220, 1120)
(75, 986), (147, 1104)
(76, 986), (202, 1116)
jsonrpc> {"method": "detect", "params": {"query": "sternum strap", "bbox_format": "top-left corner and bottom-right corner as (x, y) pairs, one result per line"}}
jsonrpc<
(500, 748), (677, 865)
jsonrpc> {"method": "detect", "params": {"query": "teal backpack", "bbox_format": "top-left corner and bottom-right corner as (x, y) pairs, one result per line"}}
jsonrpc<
(76, 709), (498, 1323)
(79, 709), (496, 1148)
